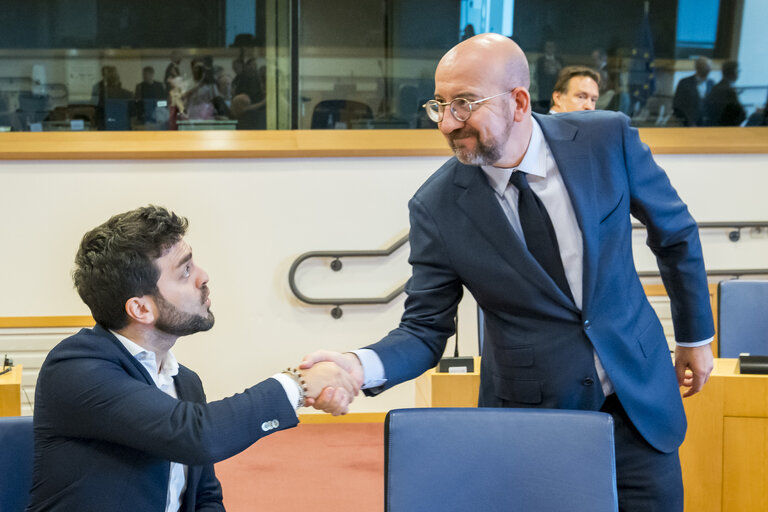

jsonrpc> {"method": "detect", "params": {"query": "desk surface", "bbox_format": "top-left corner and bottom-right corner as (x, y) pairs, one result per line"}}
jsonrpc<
(0, 365), (22, 416)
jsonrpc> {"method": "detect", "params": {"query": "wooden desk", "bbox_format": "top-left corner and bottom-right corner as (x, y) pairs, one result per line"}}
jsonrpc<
(0, 364), (22, 416)
(680, 358), (768, 512)
(415, 358), (768, 512)
(415, 357), (480, 408)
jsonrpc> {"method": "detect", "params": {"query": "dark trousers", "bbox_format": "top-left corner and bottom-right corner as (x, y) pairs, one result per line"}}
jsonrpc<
(600, 394), (684, 512)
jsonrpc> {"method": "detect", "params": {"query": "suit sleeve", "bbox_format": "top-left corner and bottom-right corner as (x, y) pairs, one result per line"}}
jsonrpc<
(620, 115), (715, 342)
(37, 354), (299, 466)
(364, 194), (464, 393)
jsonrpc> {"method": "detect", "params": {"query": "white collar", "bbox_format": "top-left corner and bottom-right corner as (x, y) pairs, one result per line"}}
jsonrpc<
(110, 330), (179, 378)
(481, 118), (548, 196)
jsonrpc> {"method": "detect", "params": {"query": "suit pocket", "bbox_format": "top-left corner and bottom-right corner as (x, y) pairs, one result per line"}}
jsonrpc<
(492, 373), (542, 405)
(496, 345), (534, 368)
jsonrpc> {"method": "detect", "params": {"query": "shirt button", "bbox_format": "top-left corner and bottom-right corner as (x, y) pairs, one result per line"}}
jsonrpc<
(582, 377), (594, 386)
(583, 320), (591, 330)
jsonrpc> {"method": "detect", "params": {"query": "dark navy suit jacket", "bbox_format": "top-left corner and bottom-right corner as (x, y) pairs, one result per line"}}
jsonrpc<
(27, 325), (298, 511)
(673, 74), (713, 126)
(366, 111), (714, 453)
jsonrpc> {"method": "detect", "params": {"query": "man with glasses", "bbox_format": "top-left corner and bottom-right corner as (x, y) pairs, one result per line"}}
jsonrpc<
(304, 33), (713, 511)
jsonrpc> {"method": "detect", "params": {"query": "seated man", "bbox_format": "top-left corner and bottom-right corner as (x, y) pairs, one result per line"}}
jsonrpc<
(549, 65), (601, 113)
(27, 205), (357, 511)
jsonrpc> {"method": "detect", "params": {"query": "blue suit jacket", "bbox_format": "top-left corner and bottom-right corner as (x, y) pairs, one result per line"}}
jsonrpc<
(366, 111), (714, 453)
(27, 325), (298, 511)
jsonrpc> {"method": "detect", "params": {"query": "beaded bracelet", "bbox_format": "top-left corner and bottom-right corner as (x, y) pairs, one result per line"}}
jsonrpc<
(281, 368), (308, 408)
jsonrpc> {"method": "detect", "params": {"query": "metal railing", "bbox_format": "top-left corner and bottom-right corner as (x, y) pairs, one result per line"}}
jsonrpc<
(289, 222), (768, 318)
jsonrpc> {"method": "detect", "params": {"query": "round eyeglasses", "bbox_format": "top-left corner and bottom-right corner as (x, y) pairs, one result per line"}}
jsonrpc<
(422, 90), (510, 123)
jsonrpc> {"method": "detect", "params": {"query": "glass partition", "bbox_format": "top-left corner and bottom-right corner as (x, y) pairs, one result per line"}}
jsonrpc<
(0, 0), (764, 132)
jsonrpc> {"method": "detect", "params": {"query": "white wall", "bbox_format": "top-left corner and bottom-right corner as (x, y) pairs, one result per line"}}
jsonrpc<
(1, 151), (766, 413)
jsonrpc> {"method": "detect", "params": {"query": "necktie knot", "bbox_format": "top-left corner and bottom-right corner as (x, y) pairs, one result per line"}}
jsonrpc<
(509, 170), (530, 191)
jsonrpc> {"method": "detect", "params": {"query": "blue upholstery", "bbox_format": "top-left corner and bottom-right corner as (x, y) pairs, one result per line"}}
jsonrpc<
(385, 408), (617, 512)
(718, 279), (768, 357)
(0, 416), (34, 512)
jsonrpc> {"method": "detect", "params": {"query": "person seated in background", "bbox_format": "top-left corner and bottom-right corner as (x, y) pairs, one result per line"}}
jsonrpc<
(26, 205), (357, 511)
(672, 57), (714, 126)
(746, 91), (768, 126)
(549, 66), (601, 113)
(704, 60), (746, 126)
(135, 66), (166, 101)
(230, 93), (266, 130)
(92, 65), (133, 129)
(134, 66), (166, 124)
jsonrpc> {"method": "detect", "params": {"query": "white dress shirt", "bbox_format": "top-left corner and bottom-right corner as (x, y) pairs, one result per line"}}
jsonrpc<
(357, 118), (710, 394)
(111, 331), (189, 512)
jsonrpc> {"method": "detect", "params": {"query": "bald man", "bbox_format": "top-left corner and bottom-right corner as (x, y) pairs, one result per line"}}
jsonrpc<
(550, 65), (601, 113)
(304, 34), (714, 511)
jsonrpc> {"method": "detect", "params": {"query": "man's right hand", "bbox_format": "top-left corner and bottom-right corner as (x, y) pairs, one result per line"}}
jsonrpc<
(299, 351), (365, 414)
(300, 350), (364, 388)
(301, 361), (359, 416)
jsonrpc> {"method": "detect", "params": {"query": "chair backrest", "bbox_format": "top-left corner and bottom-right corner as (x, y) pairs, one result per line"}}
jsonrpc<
(385, 408), (617, 512)
(0, 416), (34, 512)
(718, 279), (768, 357)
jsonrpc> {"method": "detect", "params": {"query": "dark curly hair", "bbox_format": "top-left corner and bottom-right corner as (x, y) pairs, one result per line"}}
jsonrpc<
(72, 205), (188, 329)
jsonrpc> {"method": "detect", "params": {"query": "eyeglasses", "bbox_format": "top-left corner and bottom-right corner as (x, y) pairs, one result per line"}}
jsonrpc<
(422, 91), (510, 123)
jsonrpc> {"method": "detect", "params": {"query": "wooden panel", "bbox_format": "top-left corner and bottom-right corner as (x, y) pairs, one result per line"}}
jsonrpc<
(722, 417), (768, 512)
(0, 316), (94, 328)
(679, 363), (726, 512)
(0, 365), (22, 416)
(0, 127), (765, 160)
(414, 357), (480, 408)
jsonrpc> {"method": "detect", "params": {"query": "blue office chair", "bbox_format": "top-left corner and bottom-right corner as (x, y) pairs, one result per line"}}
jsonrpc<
(0, 416), (34, 512)
(718, 279), (768, 357)
(385, 408), (617, 512)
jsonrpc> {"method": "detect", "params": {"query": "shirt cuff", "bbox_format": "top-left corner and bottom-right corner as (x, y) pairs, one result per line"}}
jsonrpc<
(675, 336), (714, 348)
(352, 349), (387, 389)
(272, 373), (301, 412)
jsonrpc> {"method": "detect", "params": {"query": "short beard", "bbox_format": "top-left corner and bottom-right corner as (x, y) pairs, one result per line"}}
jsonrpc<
(153, 289), (214, 337)
(447, 114), (515, 166)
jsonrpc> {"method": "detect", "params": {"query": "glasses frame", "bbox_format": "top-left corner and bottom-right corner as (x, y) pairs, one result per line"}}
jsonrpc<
(422, 90), (511, 123)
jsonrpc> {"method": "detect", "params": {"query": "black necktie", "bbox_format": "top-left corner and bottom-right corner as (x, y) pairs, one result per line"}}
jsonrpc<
(509, 171), (573, 301)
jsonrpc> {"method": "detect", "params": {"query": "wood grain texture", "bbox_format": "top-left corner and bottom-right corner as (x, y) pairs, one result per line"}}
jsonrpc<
(0, 128), (765, 160)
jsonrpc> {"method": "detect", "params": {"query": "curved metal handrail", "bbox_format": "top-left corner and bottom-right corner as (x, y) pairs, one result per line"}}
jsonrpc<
(288, 234), (409, 318)
(291, 222), (768, 317)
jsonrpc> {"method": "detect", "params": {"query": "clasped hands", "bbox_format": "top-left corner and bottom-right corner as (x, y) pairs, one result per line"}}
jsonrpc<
(298, 351), (364, 416)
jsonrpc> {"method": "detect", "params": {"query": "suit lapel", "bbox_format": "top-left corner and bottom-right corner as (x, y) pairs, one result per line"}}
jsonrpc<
(535, 113), (599, 315)
(453, 159), (576, 310)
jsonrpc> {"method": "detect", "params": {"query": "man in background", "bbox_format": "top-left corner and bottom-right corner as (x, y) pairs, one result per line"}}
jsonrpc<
(673, 56), (714, 126)
(549, 66), (601, 113)
(705, 60), (746, 126)
(28, 205), (356, 511)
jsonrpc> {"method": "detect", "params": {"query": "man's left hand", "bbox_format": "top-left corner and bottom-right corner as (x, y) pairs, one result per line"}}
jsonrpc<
(675, 345), (714, 397)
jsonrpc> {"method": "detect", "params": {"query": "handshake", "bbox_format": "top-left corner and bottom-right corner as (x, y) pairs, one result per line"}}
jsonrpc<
(295, 350), (364, 416)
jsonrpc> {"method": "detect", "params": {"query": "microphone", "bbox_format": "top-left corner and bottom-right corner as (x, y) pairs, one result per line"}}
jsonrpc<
(437, 313), (475, 373)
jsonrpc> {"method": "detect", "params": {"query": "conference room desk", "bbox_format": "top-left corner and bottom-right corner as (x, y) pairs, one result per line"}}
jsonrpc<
(414, 358), (768, 512)
(0, 364), (22, 416)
